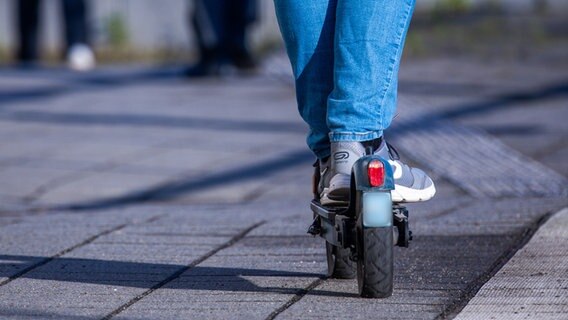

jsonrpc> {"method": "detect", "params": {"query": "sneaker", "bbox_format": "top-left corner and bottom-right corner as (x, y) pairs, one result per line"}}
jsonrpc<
(67, 44), (96, 71)
(319, 139), (436, 205)
(317, 157), (348, 206)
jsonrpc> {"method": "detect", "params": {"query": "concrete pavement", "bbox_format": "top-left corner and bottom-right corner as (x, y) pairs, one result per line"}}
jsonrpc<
(0, 55), (567, 319)
(454, 208), (568, 320)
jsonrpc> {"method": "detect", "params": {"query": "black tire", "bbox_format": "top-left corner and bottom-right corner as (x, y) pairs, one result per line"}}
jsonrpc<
(356, 226), (393, 298)
(326, 242), (356, 279)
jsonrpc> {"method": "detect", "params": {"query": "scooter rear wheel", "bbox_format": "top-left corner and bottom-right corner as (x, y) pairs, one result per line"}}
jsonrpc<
(356, 226), (393, 298)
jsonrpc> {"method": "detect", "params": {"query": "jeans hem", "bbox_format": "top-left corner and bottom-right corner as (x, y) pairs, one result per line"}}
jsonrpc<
(329, 131), (383, 142)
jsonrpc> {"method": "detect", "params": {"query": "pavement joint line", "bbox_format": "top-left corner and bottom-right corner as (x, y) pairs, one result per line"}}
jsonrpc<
(101, 220), (266, 320)
(435, 209), (558, 320)
(0, 214), (163, 288)
(265, 277), (326, 320)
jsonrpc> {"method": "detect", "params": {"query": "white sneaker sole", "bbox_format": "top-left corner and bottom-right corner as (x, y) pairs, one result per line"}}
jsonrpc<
(320, 183), (436, 205)
(391, 183), (436, 203)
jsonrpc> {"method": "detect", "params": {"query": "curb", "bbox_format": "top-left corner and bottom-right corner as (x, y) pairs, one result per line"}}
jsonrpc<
(454, 207), (568, 320)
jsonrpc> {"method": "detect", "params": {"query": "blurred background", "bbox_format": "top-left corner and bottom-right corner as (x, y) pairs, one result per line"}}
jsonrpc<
(0, 0), (566, 66)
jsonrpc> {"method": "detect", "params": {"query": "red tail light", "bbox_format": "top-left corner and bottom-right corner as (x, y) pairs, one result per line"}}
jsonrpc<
(368, 160), (385, 187)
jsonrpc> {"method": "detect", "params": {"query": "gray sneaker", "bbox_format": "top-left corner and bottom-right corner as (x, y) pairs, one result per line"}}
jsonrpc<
(317, 157), (347, 206)
(319, 140), (436, 205)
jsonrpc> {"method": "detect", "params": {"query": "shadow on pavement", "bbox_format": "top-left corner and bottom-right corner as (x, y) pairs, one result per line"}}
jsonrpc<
(2, 67), (565, 211)
(399, 79), (489, 96)
(0, 254), (358, 298)
(476, 124), (544, 136)
(0, 67), (179, 109)
(50, 148), (313, 211)
(5, 111), (306, 134)
(436, 81), (568, 120)
(2, 76), (565, 134)
(392, 80), (568, 134)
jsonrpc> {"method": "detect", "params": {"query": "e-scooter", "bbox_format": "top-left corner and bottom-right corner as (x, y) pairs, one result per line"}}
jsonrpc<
(308, 147), (411, 298)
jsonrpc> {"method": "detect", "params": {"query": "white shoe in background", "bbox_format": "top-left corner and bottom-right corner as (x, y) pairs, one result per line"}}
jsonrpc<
(67, 44), (96, 71)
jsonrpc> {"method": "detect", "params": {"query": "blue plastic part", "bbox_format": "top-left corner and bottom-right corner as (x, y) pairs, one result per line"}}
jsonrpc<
(362, 192), (393, 227)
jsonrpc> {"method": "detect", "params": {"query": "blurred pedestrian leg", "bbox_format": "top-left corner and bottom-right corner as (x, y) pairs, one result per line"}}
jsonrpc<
(186, 0), (257, 77)
(15, 0), (95, 70)
(17, 0), (40, 63)
(62, 0), (88, 48)
(62, 0), (95, 70)
(226, 0), (257, 70)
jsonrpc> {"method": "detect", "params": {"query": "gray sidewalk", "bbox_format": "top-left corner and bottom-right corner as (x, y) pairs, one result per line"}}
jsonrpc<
(0, 56), (567, 319)
(454, 207), (568, 320)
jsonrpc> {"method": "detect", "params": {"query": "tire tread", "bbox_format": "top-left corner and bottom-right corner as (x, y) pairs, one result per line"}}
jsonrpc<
(328, 244), (356, 279)
(359, 227), (393, 298)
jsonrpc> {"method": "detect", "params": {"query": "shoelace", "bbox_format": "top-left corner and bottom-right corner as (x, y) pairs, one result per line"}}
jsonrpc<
(386, 142), (401, 160)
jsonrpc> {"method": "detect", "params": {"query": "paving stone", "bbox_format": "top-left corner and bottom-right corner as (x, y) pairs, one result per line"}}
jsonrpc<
(113, 219), (323, 320)
(0, 204), (263, 319)
(0, 207), (158, 284)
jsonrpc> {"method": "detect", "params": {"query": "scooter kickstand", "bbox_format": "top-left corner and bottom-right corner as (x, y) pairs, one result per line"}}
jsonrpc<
(307, 216), (322, 236)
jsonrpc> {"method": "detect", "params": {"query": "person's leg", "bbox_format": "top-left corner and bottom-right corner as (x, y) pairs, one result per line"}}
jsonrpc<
(273, 0), (337, 159)
(325, 0), (435, 203)
(16, 0), (40, 62)
(62, 0), (95, 71)
(62, 0), (88, 48)
(328, 0), (415, 142)
(226, 0), (256, 69)
(189, 0), (225, 70)
(187, 0), (230, 76)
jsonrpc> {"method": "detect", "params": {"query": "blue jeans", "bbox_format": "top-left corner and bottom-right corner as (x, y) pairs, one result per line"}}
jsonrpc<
(274, 0), (415, 159)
